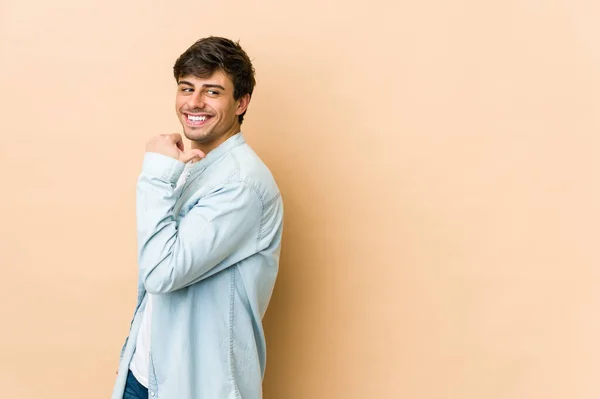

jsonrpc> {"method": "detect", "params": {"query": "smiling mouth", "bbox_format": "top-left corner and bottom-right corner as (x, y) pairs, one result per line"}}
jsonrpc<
(185, 114), (213, 126)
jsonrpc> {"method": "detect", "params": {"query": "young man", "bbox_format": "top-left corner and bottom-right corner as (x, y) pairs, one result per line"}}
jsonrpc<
(111, 37), (284, 399)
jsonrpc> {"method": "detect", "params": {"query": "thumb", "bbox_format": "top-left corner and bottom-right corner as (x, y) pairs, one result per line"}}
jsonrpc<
(179, 149), (205, 163)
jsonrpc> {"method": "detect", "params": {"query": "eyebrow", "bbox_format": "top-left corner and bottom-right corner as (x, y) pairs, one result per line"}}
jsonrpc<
(178, 80), (226, 91)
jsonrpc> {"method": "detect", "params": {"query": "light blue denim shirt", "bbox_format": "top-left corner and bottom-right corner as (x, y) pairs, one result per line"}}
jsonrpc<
(111, 133), (283, 399)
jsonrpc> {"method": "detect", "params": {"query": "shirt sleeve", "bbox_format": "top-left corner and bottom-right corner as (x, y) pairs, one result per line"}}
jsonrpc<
(135, 152), (262, 294)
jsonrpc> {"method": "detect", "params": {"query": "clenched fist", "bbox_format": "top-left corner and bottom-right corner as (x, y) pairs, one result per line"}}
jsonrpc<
(146, 133), (205, 163)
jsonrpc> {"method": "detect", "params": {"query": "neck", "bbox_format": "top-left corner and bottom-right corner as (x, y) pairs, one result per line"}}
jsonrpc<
(191, 126), (240, 155)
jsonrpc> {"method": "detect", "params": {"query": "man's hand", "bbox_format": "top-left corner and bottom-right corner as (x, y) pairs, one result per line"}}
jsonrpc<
(146, 133), (205, 163)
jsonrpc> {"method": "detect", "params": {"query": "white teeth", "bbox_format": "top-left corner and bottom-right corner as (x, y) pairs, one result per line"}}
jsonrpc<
(188, 115), (207, 122)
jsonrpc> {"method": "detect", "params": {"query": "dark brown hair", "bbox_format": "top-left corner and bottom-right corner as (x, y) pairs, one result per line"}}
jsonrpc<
(173, 36), (256, 124)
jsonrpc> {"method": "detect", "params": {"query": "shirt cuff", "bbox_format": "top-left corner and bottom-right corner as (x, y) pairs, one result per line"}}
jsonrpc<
(141, 152), (185, 185)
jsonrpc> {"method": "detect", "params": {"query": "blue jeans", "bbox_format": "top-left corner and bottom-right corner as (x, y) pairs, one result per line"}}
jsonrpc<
(123, 370), (148, 399)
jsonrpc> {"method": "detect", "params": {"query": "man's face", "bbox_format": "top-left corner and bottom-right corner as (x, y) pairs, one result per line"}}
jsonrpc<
(175, 70), (247, 147)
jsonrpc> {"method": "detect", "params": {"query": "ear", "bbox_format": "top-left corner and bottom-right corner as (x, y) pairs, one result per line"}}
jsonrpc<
(235, 94), (251, 116)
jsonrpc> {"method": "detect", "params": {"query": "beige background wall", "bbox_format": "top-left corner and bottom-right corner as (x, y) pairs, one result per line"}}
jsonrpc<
(1, 0), (600, 398)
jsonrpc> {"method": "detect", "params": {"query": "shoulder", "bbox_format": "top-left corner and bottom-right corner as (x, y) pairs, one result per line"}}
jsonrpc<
(216, 143), (281, 206)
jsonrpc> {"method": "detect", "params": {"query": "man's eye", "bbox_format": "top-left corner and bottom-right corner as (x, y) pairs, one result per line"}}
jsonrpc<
(207, 90), (219, 95)
(180, 87), (193, 93)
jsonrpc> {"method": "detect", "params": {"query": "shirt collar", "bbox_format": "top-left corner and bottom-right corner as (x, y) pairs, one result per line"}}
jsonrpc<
(187, 132), (246, 175)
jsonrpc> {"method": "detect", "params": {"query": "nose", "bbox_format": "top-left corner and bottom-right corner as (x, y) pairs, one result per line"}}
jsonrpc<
(186, 92), (206, 110)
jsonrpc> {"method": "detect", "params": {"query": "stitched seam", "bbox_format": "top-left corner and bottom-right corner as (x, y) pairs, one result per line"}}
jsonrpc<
(263, 193), (280, 208)
(257, 193), (280, 244)
(206, 149), (270, 250)
(227, 178), (266, 248)
(256, 191), (266, 244)
(149, 350), (159, 397)
(229, 268), (242, 399)
(230, 153), (242, 181)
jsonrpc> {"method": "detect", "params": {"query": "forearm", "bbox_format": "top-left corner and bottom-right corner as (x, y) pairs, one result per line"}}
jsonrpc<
(136, 152), (185, 294)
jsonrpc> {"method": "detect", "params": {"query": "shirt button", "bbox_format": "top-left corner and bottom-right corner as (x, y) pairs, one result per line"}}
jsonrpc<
(150, 392), (155, 397)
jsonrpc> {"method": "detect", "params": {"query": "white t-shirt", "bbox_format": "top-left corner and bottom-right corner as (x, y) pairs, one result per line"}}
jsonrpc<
(129, 162), (194, 387)
(129, 295), (153, 387)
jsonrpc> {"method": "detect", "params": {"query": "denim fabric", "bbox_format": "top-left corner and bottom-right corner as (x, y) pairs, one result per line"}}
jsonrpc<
(112, 133), (284, 399)
(123, 371), (148, 399)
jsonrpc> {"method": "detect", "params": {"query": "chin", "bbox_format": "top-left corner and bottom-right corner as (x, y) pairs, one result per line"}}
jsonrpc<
(184, 130), (212, 143)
